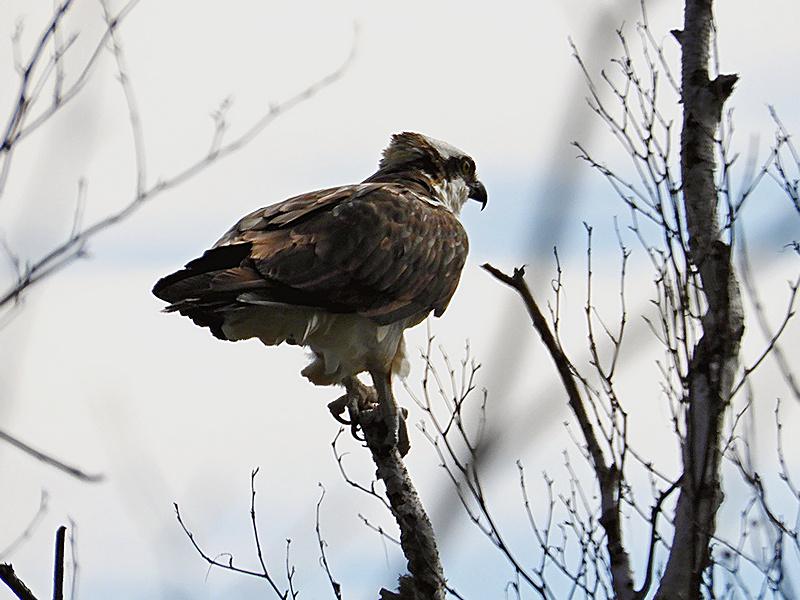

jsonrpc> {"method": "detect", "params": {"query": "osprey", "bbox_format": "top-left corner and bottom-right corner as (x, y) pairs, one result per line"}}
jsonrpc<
(153, 132), (486, 450)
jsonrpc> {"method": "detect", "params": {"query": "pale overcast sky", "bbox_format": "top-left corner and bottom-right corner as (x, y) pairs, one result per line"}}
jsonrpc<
(1, 1), (799, 598)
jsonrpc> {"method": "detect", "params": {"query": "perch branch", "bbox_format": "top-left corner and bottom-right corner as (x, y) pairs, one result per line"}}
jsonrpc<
(358, 394), (446, 600)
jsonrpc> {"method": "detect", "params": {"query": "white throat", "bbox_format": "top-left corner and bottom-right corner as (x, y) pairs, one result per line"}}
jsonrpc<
(434, 177), (469, 215)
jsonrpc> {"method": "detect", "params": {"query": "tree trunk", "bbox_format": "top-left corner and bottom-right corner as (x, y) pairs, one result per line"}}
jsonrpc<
(655, 0), (742, 598)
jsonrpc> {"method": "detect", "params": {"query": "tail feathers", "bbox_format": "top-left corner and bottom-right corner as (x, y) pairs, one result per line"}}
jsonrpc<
(152, 243), (253, 302)
(152, 243), (259, 339)
(165, 300), (229, 339)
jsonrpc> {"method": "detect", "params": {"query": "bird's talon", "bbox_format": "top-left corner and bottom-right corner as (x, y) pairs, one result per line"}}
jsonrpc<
(328, 396), (353, 425)
(351, 421), (366, 442)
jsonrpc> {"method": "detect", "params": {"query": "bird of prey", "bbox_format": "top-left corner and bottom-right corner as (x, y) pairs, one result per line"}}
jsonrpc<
(153, 132), (486, 452)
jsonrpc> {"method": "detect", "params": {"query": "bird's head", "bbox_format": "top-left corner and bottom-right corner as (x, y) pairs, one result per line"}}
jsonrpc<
(375, 132), (487, 214)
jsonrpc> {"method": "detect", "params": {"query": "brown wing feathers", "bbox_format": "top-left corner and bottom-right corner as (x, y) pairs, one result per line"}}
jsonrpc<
(152, 185), (467, 335)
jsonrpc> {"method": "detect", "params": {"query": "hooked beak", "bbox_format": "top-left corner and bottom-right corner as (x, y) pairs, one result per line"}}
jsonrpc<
(468, 180), (488, 211)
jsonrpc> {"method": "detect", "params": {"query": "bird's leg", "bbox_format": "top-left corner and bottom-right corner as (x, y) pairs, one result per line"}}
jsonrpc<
(372, 370), (398, 446)
(368, 370), (409, 456)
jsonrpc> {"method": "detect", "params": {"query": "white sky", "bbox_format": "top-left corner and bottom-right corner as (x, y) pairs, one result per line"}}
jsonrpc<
(1, 1), (799, 598)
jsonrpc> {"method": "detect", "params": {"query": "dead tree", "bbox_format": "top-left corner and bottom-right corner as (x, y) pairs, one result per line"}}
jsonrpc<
(414, 0), (799, 598)
(654, 0), (742, 596)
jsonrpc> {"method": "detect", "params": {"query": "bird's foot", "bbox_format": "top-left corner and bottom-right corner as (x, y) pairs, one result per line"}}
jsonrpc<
(328, 377), (379, 442)
(329, 376), (410, 457)
(328, 377), (378, 422)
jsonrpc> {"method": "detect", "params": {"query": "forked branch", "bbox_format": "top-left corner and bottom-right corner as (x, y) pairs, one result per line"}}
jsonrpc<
(481, 262), (635, 600)
(175, 469), (297, 600)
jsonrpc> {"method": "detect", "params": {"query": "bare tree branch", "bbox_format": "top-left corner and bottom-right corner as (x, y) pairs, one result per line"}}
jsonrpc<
(481, 263), (635, 600)
(730, 273), (799, 400)
(0, 0), (140, 199)
(0, 3), (357, 321)
(0, 563), (38, 600)
(0, 491), (48, 561)
(175, 479), (297, 600)
(332, 428), (392, 514)
(1, 525), (70, 600)
(53, 526), (66, 600)
(0, 428), (103, 482)
(315, 485), (342, 600)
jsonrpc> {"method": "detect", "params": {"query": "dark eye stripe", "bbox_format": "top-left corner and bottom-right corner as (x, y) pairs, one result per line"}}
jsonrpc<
(445, 156), (473, 178)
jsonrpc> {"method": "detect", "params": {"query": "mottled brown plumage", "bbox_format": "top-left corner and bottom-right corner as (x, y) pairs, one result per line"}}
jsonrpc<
(153, 132), (485, 405)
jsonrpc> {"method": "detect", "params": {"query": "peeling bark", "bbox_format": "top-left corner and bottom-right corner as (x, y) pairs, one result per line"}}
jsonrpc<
(359, 379), (446, 600)
(655, 0), (744, 597)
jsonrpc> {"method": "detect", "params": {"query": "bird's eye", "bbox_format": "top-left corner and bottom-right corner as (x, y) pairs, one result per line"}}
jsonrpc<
(460, 158), (474, 176)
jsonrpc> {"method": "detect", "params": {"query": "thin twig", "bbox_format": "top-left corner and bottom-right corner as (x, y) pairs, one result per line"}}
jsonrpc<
(331, 429), (391, 513)
(0, 429), (103, 482)
(315, 485), (342, 600)
(412, 339), (550, 599)
(358, 514), (401, 546)
(100, 0), (146, 199)
(0, 491), (49, 560)
(0, 7), (357, 322)
(482, 264), (608, 476)
(249, 468), (273, 586)
(174, 502), (288, 599)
